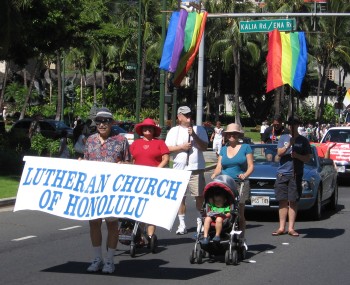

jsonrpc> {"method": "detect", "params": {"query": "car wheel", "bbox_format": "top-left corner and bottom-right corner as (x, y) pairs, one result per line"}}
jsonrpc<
(310, 187), (322, 220)
(328, 183), (338, 211)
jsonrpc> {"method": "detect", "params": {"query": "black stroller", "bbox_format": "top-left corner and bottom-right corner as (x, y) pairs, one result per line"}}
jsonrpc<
(118, 219), (158, 257)
(189, 174), (246, 265)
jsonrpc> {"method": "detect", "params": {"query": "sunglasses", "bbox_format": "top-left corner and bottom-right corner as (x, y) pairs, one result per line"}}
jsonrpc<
(226, 132), (240, 137)
(95, 118), (112, 125)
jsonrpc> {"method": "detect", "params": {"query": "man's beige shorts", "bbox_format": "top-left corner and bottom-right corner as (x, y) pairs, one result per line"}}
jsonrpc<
(187, 170), (205, 197)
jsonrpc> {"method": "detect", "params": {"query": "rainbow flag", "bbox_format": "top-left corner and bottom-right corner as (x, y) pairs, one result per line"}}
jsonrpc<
(173, 11), (207, 86)
(266, 29), (308, 93)
(343, 89), (350, 108)
(159, 10), (188, 72)
(159, 10), (207, 86)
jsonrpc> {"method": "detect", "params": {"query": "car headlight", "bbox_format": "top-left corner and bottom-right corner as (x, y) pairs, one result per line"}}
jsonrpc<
(301, 180), (310, 191)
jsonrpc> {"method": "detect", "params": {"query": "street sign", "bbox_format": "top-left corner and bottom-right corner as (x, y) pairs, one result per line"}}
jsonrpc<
(239, 19), (296, 33)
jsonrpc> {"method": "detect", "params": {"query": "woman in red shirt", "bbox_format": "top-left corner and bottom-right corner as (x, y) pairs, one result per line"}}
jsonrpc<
(130, 118), (170, 241)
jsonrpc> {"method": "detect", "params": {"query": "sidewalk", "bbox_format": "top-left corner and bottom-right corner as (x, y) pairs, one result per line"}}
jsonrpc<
(0, 151), (218, 208)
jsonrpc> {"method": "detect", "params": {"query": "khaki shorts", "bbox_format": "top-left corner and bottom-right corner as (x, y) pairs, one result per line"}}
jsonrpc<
(187, 170), (205, 197)
(237, 180), (250, 204)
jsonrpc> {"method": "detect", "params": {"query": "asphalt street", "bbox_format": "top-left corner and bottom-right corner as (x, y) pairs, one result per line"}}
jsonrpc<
(1, 166), (350, 285)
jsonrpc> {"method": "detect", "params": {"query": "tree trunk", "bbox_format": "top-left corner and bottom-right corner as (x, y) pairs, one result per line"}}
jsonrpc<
(233, 49), (241, 126)
(314, 63), (322, 120)
(55, 52), (62, 121)
(93, 70), (97, 106)
(101, 59), (106, 106)
(20, 56), (42, 119)
(318, 62), (330, 122)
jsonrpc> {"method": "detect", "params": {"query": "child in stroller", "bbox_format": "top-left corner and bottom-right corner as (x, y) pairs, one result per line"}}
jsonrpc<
(190, 174), (246, 265)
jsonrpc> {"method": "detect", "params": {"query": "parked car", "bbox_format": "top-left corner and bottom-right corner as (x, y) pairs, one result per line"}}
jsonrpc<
(9, 118), (73, 140)
(245, 144), (338, 220)
(111, 124), (134, 145)
(314, 127), (350, 177)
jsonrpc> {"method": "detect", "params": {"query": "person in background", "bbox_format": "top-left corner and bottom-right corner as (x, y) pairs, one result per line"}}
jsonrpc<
(210, 121), (224, 157)
(272, 116), (312, 237)
(165, 106), (208, 235)
(58, 130), (70, 158)
(211, 123), (254, 245)
(262, 114), (289, 162)
(84, 107), (131, 274)
(2, 106), (8, 121)
(260, 120), (268, 143)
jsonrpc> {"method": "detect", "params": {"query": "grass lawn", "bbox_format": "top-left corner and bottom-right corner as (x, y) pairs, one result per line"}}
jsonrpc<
(0, 176), (20, 199)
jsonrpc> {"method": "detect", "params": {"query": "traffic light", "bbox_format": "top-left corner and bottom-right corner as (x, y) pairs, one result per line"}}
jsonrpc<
(143, 77), (152, 96)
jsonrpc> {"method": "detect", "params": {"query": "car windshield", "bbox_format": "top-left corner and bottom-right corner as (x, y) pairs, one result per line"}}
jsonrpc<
(112, 125), (127, 134)
(251, 144), (316, 167)
(324, 129), (350, 143)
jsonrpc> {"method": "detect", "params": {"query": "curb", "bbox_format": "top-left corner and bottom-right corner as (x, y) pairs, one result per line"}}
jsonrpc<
(0, 164), (217, 208)
(0, 197), (16, 207)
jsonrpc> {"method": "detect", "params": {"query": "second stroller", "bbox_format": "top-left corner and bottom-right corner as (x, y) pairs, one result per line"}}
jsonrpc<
(190, 174), (247, 265)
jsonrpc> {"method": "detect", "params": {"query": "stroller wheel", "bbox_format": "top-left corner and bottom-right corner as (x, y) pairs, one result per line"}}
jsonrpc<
(196, 249), (203, 264)
(232, 249), (239, 265)
(239, 246), (247, 261)
(130, 245), (136, 258)
(150, 235), (158, 253)
(189, 249), (196, 264)
(225, 250), (231, 265)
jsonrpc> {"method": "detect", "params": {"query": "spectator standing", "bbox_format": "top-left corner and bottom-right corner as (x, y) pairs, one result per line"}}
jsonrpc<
(165, 106), (208, 235)
(130, 118), (170, 241)
(84, 107), (131, 274)
(272, 116), (312, 237)
(58, 130), (70, 158)
(210, 121), (224, 157)
(260, 120), (268, 143)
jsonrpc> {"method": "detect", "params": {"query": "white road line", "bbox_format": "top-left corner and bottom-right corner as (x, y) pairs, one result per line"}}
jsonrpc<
(58, 226), (82, 231)
(12, 235), (37, 241)
(282, 242), (290, 245)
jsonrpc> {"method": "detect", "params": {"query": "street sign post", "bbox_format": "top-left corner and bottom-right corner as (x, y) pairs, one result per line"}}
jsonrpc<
(239, 19), (296, 33)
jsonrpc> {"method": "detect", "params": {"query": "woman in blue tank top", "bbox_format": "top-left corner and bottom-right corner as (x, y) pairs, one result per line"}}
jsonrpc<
(211, 123), (254, 244)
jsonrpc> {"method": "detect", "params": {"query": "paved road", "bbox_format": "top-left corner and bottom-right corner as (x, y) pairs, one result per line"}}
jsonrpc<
(1, 175), (350, 285)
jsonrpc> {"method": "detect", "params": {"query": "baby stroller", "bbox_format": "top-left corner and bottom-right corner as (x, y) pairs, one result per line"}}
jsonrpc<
(189, 175), (246, 265)
(118, 219), (158, 257)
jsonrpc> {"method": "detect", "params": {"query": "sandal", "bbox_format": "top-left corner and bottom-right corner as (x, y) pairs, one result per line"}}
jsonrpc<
(288, 230), (299, 237)
(272, 230), (286, 236)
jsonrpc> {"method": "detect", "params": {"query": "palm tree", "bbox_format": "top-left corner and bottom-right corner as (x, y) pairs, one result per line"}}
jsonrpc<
(206, 0), (260, 125)
(307, 0), (350, 121)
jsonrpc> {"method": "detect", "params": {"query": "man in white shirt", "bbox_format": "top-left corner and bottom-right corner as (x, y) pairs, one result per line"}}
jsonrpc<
(165, 106), (208, 234)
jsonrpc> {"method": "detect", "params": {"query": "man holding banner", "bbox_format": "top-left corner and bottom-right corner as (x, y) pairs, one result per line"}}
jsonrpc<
(84, 108), (131, 274)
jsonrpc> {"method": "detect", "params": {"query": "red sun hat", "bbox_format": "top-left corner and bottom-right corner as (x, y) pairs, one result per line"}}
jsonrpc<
(135, 118), (161, 137)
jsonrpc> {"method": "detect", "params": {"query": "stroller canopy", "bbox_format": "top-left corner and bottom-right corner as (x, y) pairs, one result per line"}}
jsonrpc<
(203, 175), (239, 204)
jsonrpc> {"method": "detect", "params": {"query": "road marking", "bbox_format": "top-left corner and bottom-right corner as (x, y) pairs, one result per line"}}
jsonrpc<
(12, 235), (37, 241)
(282, 242), (289, 245)
(249, 260), (257, 263)
(265, 250), (274, 254)
(58, 226), (82, 231)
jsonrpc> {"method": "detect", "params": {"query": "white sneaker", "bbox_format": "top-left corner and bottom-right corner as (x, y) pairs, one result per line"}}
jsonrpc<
(176, 225), (187, 235)
(87, 257), (104, 272)
(102, 259), (115, 274)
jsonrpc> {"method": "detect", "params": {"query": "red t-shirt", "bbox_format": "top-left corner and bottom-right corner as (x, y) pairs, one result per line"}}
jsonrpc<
(130, 138), (170, 167)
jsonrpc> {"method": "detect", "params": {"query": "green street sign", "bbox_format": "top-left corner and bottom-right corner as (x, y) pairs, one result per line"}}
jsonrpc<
(239, 19), (296, 33)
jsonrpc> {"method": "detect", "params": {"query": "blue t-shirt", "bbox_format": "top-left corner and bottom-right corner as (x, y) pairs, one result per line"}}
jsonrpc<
(220, 144), (252, 180)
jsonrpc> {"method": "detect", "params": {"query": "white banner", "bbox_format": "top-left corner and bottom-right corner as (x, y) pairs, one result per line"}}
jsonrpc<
(14, 156), (191, 231)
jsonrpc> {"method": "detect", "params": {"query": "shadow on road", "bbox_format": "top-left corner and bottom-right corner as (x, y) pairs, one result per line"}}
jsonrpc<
(42, 259), (220, 279)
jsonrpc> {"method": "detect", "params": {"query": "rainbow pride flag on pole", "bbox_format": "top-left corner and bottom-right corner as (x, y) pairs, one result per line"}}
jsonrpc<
(266, 29), (308, 93)
(159, 10), (188, 72)
(159, 10), (208, 86)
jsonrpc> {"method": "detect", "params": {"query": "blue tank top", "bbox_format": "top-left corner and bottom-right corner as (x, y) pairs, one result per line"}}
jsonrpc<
(220, 144), (252, 180)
